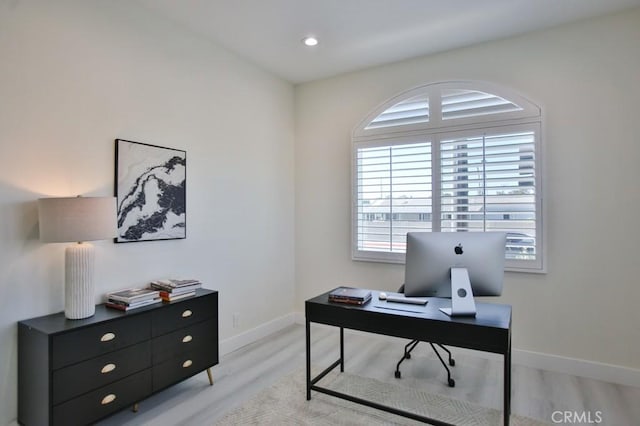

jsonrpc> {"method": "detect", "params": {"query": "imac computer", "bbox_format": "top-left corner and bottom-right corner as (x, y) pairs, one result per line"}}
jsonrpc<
(403, 232), (506, 317)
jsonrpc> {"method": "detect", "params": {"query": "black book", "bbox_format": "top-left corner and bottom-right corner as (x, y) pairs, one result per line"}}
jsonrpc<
(328, 287), (372, 305)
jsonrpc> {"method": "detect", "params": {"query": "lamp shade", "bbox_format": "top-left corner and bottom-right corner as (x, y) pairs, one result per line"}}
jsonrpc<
(38, 196), (117, 243)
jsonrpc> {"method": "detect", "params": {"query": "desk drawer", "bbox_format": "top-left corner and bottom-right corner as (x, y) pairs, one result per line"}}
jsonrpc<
(151, 293), (216, 336)
(52, 368), (151, 426)
(152, 343), (217, 392)
(152, 318), (217, 364)
(52, 341), (151, 405)
(52, 314), (150, 369)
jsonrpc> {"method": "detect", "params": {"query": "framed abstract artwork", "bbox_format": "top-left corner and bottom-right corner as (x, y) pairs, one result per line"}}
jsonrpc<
(114, 139), (186, 243)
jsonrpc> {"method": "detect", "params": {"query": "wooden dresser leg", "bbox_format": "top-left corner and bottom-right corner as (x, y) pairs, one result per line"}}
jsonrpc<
(132, 403), (139, 413)
(206, 368), (214, 386)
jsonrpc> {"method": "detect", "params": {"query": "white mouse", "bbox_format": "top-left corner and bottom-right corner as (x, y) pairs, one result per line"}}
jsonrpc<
(378, 292), (387, 300)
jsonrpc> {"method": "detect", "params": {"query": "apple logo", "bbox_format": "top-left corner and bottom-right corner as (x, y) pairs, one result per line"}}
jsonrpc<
(454, 243), (463, 255)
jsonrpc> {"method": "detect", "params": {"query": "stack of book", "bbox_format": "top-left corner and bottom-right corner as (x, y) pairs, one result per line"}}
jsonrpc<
(150, 279), (202, 302)
(106, 288), (161, 311)
(328, 287), (372, 305)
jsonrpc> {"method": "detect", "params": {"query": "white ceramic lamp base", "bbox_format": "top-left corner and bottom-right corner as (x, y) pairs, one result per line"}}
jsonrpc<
(65, 243), (96, 319)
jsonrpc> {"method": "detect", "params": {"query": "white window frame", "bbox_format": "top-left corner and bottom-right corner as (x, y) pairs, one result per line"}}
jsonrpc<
(352, 81), (545, 273)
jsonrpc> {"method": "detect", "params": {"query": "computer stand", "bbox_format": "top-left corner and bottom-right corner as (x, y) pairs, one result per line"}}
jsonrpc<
(439, 267), (477, 317)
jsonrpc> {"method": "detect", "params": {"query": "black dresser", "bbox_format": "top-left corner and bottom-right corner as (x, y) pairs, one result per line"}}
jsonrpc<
(18, 289), (218, 426)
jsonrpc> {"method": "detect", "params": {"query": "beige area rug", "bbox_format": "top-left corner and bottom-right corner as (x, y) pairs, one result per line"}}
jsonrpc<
(215, 368), (550, 426)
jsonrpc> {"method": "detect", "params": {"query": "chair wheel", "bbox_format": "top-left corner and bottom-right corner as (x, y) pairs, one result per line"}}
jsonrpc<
(405, 353), (411, 359)
(449, 359), (455, 367)
(448, 378), (455, 387)
(395, 371), (401, 379)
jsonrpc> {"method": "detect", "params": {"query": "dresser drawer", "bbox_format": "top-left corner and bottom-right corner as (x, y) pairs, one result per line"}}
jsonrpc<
(152, 343), (218, 392)
(52, 314), (150, 369)
(52, 341), (151, 405)
(151, 292), (217, 336)
(152, 318), (217, 364)
(52, 368), (151, 426)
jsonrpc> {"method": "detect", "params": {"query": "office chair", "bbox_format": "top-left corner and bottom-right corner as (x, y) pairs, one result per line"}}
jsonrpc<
(393, 285), (456, 387)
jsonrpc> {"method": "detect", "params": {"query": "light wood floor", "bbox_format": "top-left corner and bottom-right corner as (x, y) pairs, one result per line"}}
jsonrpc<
(99, 324), (640, 426)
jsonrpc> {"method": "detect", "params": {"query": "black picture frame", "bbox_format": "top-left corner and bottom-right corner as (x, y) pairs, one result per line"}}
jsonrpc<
(114, 139), (186, 243)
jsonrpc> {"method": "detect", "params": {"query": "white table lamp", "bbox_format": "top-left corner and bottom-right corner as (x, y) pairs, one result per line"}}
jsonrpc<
(38, 196), (117, 319)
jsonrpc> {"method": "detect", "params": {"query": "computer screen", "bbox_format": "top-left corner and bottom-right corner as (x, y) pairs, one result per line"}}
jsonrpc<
(403, 232), (506, 301)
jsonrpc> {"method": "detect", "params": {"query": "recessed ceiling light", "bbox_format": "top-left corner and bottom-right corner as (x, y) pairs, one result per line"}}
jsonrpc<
(302, 36), (318, 47)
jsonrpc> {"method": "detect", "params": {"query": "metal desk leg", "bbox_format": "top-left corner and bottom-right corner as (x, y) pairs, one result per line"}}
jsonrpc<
(504, 336), (512, 425)
(306, 318), (311, 400)
(340, 327), (344, 372)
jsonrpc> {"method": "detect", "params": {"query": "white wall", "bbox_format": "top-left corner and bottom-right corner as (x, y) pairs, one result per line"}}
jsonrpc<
(2, 2), (640, 423)
(295, 9), (640, 371)
(0, 1), (294, 423)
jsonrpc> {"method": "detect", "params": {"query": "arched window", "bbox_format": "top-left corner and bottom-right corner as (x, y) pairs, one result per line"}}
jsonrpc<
(352, 81), (544, 272)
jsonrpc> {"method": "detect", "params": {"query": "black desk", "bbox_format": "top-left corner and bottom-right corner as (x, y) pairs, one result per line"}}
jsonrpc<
(305, 289), (512, 426)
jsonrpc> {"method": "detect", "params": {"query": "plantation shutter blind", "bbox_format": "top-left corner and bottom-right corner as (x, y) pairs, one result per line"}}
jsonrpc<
(352, 81), (543, 271)
(441, 89), (522, 120)
(365, 95), (429, 130)
(356, 142), (432, 253)
(440, 131), (537, 260)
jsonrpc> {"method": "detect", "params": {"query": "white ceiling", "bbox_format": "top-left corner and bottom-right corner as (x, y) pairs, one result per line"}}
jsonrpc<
(136, 0), (640, 84)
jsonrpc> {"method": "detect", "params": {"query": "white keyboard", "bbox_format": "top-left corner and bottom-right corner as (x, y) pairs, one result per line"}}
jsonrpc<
(385, 296), (428, 305)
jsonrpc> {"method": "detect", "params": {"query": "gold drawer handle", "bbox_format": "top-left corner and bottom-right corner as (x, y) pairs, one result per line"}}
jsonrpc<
(100, 332), (116, 342)
(181, 310), (192, 318)
(182, 360), (193, 368)
(101, 363), (116, 374)
(182, 335), (193, 343)
(101, 394), (116, 405)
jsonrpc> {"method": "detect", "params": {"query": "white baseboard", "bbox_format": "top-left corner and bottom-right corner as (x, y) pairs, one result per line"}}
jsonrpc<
(293, 311), (640, 388)
(219, 312), (296, 356)
(513, 349), (640, 388)
(294, 311), (305, 324)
